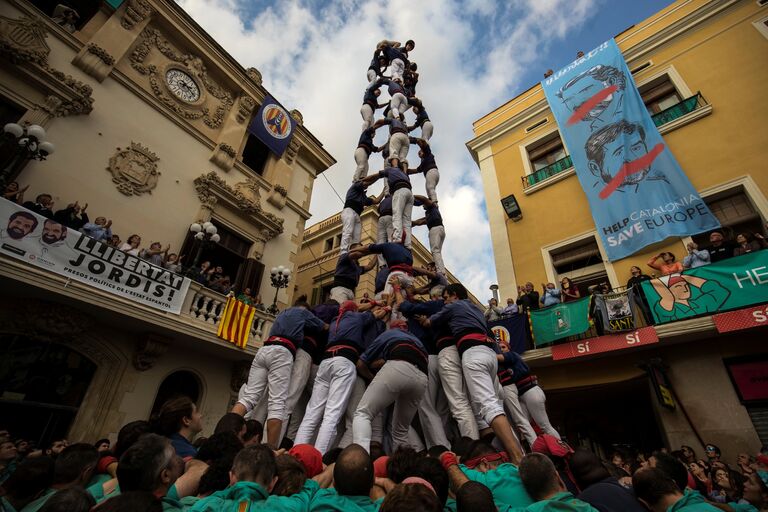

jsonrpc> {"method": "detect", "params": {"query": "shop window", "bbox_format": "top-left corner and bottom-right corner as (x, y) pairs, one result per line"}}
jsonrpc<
(0, 335), (97, 446)
(549, 235), (610, 293)
(241, 134), (270, 175)
(150, 370), (202, 418)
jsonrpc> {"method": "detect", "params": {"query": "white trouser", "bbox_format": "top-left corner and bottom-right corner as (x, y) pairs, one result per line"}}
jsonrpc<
(366, 69), (378, 89)
(295, 357), (357, 454)
(340, 207), (361, 254)
(377, 214), (394, 266)
(418, 355), (450, 448)
(360, 104), (374, 132)
(390, 92), (408, 118)
(428, 225), (446, 276)
(502, 384), (538, 446)
(390, 58), (405, 81)
(279, 348), (312, 442)
(520, 386), (561, 439)
(388, 132), (410, 165)
(421, 121), (434, 141)
(339, 377), (384, 448)
(354, 147), (370, 181)
(437, 346), (480, 438)
(425, 168), (440, 203)
(330, 286), (354, 304)
(237, 345), (293, 421)
(462, 345), (506, 425)
(353, 360), (427, 453)
(285, 363), (317, 441)
(391, 187), (413, 249)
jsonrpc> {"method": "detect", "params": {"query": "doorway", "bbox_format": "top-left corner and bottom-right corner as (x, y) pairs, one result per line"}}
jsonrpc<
(150, 370), (202, 418)
(544, 376), (664, 456)
(0, 335), (97, 447)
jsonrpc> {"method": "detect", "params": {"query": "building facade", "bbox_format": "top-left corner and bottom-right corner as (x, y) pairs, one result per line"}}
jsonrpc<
(0, 0), (334, 445)
(468, 0), (768, 459)
(295, 206), (480, 306)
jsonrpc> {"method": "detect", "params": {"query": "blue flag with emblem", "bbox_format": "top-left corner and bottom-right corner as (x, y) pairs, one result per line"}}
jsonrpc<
(488, 314), (528, 354)
(540, 39), (719, 261)
(247, 95), (296, 157)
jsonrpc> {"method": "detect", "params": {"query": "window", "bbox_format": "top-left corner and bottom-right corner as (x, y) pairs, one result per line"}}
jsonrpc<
(0, 95), (26, 174)
(29, 0), (102, 33)
(549, 236), (610, 292)
(241, 134), (270, 175)
(324, 237), (334, 252)
(179, 221), (255, 291)
(691, 187), (765, 246)
(335, 234), (342, 248)
(753, 16), (768, 40)
(528, 133), (567, 172)
(640, 76), (682, 115)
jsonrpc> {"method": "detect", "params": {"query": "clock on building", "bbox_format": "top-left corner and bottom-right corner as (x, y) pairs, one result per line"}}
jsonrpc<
(165, 68), (201, 103)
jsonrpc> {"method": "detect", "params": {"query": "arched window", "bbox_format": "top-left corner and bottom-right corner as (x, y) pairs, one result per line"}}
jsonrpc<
(0, 335), (97, 446)
(150, 370), (202, 418)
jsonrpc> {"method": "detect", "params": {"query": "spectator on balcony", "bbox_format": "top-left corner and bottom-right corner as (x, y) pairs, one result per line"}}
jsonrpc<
(3, 182), (28, 204)
(206, 265), (224, 285)
(237, 288), (254, 305)
(53, 201), (89, 231)
(734, 233), (763, 257)
(647, 252), (683, 275)
(163, 253), (183, 274)
(192, 261), (211, 284)
(153, 396), (203, 459)
(706, 231), (736, 263)
(561, 277), (581, 303)
(22, 193), (55, 219)
(210, 275), (233, 295)
(484, 298), (503, 322)
(119, 235), (141, 257)
(516, 283), (540, 313)
(51, 4), (80, 32)
(627, 266), (651, 288)
(502, 298), (518, 316)
(541, 283), (561, 307)
(139, 242), (169, 267)
(254, 295), (266, 312)
(81, 217), (112, 243)
(682, 242), (710, 269)
(107, 234), (121, 248)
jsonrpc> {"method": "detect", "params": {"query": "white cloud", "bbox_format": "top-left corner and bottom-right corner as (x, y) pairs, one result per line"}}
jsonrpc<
(178, 0), (598, 299)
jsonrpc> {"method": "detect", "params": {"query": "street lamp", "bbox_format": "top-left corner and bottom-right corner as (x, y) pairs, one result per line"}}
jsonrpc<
(1, 123), (56, 186)
(267, 265), (291, 315)
(188, 221), (220, 272)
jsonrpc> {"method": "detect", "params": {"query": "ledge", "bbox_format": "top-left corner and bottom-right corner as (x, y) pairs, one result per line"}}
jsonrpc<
(523, 167), (576, 195)
(657, 104), (713, 135)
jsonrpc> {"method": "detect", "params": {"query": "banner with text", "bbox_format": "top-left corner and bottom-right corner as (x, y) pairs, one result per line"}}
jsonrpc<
(541, 39), (719, 260)
(593, 289), (639, 333)
(0, 198), (191, 314)
(530, 297), (592, 346)
(247, 95), (296, 157)
(641, 251), (768, 324)
(489, 314), (528, 354)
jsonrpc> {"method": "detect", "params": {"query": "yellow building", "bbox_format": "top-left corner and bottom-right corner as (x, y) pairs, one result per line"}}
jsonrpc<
(468, 0), (768, 458)
(295, 205), (480, 305)
(0, 0), (334, 444)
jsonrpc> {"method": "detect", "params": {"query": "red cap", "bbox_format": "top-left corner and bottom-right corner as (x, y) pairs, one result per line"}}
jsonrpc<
(756, 454), (768, 467)
(667, 275), (686, 287)
(374, 455), (389, 478)
(289, 444), (323, 478)
(531, 434), (574, 458)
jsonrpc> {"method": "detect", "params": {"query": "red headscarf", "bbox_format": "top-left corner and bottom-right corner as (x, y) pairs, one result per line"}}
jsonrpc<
(336, 300), (359, 330)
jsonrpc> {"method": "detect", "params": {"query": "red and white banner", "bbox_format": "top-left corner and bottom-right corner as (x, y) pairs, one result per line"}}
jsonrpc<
(551, 326), (659, 361)
(714, 304), (768, 334)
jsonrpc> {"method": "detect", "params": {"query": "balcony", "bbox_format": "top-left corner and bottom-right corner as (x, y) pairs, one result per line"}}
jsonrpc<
(651, 92), (708, 128)
(522, 155), (573, 190)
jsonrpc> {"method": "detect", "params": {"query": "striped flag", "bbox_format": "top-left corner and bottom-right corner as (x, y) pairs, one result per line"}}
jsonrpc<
(217, 297), (257, 348)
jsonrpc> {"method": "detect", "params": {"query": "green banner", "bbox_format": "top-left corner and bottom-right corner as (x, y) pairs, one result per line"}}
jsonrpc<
(530, 297), (592, 346)
(641, 251), (768, 324)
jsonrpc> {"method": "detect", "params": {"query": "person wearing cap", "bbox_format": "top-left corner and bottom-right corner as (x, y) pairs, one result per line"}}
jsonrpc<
(232, 301), (328, 449)
(352, 321), (429, 453)
(633, 467), (720, 512)
(407, 138), (440, 203)
(421, 283), (524, 464)
(737, 470), (768, 512)
(295, 302), (388, 454)
(288, 444), (323, 479)
(440, 441), (534, 510)
(412, 194), (445, 276)
(649, 273), (729, 323)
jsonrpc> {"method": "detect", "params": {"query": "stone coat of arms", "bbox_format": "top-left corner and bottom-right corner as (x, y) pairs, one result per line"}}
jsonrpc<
(107, 142), (160, 195)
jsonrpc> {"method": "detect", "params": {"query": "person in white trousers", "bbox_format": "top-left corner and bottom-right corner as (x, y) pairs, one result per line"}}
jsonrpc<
(407, 139), (439, 203)
(360, 85), (386, 132)
(380, 116), (410, 170)
(376, 195), (393, 267)
(352, 321), (428, 453)
(408, 100), (433, 141)
(421, 284), (525, 464)
(381, 78), (409, 119)
(339, 176), (381, 254)
(232, 302), (327, 448)
(497, 367), (539, 447)
(368, 165), (412, 249)
(366, 49), (387, 90)
(295, 301), (387, 454)
(412, 195), (446, 276)
(377, 39), (414, 82)
(328, 248), (377, 305)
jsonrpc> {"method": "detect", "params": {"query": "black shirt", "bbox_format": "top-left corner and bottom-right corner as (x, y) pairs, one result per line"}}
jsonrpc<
(708, 242), (736, 263)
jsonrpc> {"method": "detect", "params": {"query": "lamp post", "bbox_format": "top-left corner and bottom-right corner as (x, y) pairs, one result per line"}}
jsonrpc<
(267, 265), (291, 315)
(1, 123), (56, 187)
(187, 221), (220, 275)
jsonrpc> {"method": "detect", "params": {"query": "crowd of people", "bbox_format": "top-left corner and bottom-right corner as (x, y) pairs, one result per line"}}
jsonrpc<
(3, 405), (768, 512)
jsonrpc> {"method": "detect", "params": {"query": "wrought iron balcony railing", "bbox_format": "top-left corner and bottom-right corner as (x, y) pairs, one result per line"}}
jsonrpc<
(650, 92), (707, 128)
(522, 155), (573, 189)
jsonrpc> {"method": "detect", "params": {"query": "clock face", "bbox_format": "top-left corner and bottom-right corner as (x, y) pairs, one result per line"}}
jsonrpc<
(165, 68), (201, 103)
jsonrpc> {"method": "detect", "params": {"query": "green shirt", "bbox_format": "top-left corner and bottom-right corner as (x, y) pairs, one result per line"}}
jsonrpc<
(653, 280), (729, 323)
(248, 480), (320, 512)
(308, 488), (377, 511)
(190, 482), (269, 512)
(2, 496), (18, 512)
(667, 490), (722, 511)
(727, 502), (759, 512)
(460, 463), (533, 509)
(444, 498), (457, 512)
(525, 492), (599, 512)
(19, 489), (56, 512)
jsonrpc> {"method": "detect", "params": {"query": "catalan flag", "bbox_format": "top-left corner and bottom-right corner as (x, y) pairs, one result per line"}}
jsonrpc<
(217, 297), (256, 348)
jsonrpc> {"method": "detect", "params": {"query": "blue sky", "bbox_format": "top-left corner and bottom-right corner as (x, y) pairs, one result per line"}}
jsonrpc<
(178, 0), (676, 299)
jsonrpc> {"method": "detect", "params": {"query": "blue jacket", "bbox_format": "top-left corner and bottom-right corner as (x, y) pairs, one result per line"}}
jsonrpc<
(328, 311), (376, 347)
(344, 182), (374, 214)
(270, 307), (326, 343)
(334, 254), (365, 289)
(542, 288), (561, 307)
(429, 300), (488, 337)
(360, 329), (426, 363)
(368, 243), (412, 267)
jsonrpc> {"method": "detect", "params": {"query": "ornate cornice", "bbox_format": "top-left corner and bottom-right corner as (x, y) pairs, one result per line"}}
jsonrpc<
(193, 171), (284, 237)
(0, 15), (49, 64)
(236, 95), (256, 124)
(121, 0), (153, 30)
(86, 43), (115, 66)
(218, 142), (236, 158)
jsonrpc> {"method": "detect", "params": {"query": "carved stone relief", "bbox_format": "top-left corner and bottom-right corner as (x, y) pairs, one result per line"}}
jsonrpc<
(130, 27), (234, 129)
(133, 334), (170, 371)
(237, 95), (256, 124)
(245, 67), (262, 85)
(121, 0), (153, 30)
(107, 142), (161, 196)
(0, 15), (50, 64)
